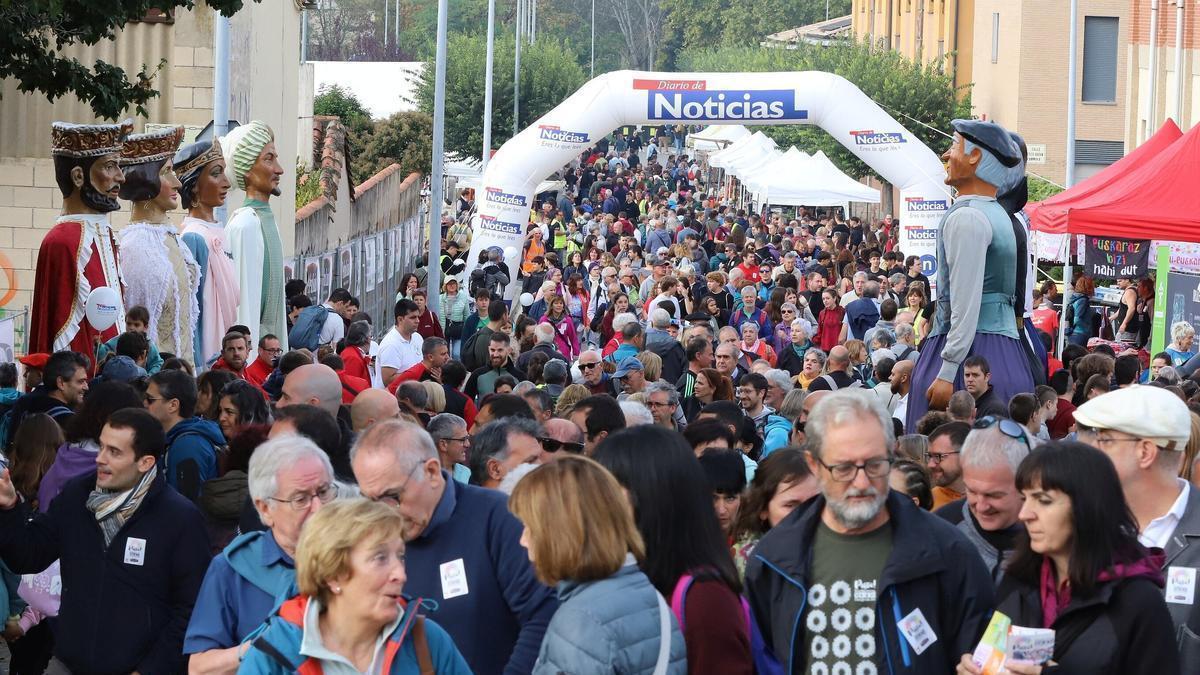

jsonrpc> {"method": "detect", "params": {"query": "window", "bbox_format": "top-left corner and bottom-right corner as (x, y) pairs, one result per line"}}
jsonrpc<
(991, 13), (1000, 64)
(1082, 16), (1119, 103)
(1075, 140), (1124, 165)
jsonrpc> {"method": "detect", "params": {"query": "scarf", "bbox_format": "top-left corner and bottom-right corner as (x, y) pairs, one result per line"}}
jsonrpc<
(86, 468), (156, 547)
(1038, 550), (1166, 628)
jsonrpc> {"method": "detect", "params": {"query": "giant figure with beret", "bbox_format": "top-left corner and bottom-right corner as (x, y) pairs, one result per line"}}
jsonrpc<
(30, 121), (133, 373)
(906, 120), (1036, 429)
(177, 139), (239, 367)
(222, 121), (288, 350)
(118, 126), (201, 366)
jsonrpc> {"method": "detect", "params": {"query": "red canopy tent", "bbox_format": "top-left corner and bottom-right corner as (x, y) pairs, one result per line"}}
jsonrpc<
(1026, 119), (1183, 236)
(1027, 120), (1200, 243)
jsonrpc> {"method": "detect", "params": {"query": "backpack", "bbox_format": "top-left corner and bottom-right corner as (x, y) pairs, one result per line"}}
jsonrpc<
(287, 305), (330, 351)
(461, 329), (488, 371)
(671, 573), (783, 675)
(820, 374), (864, 391)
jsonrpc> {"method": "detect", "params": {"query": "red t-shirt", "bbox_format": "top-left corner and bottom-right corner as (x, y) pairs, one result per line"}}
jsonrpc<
(244, 358), (273, 392)
(735, 262), (761, 286)
(1031, 307), (1059, 337)
(1047, 398), (1076, 439)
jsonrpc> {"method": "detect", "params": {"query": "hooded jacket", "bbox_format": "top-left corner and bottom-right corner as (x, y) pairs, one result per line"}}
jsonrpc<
(38, 440), (100, 512)
(241, 594), (471, 674)
(164, 416), (225, 503)
(761, 415), (792, 458)
(994, 552), (1179, 675)
(646, 328), (688, 384)
(746, 491), (994, 674)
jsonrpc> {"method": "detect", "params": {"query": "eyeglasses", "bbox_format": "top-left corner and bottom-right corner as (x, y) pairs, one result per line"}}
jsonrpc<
(263, 347), (284, 354)
(973, 415), (1031, 450)
(540, 438), (584, 454)
(579, 361), (601, 370)
(443, 435), (470, 444)
(142, 394), (161, 404)
(270, 483), (338, 511)
(646, 400), (674, 409)
(369, 463), (423, 507)
(1093, 435), (1143, 450)
(925, 450), (960, 464)
(813, 456), (893, 482)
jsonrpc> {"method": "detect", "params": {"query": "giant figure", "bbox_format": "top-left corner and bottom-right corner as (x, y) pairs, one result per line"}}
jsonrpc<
(177, 140), (239, 367)
(30, 121), (134, 372)
(118, 126), (201, 366)
(221, 121), (287, 349)
(907, 120), (1035, 429)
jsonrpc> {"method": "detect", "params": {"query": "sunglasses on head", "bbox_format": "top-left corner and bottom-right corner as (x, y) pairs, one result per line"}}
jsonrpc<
(540, 438), (584, 454)
(974, 415), (1031, 449)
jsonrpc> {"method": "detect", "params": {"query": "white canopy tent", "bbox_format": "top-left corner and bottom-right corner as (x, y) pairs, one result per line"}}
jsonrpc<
(747, 149), (881, 206)
(739, 146), (811, 192)
(708, 131), (777, 170)
(688, 124), (751, 152)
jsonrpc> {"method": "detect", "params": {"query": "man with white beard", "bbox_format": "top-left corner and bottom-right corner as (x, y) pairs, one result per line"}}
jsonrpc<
(745, 390), (994, 674)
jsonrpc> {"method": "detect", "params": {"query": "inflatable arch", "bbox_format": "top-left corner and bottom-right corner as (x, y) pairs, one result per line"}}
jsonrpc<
(467, 70), (952, 288)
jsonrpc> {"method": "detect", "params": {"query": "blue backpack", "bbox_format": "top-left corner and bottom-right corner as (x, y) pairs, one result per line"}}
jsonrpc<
(287, 305), (329, 351)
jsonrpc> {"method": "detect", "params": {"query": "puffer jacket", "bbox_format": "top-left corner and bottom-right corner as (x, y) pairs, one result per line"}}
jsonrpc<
(761, 415), (791, 458)
(534, 557), (687, 675)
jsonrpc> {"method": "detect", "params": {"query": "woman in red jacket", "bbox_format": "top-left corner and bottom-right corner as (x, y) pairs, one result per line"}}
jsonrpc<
(814, 287), (845, 352)
(338, 320), (372, 381)
(412, 289), (444, 339)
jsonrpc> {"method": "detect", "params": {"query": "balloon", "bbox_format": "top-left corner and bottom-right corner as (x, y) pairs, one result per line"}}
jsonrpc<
(520, 293), (535, 307)
(504, 247), (518, 259)
(85, 287), (122, 331)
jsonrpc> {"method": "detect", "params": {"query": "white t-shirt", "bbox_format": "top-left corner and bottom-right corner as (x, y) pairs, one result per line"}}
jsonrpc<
(376, 326), (423, 383)
(317, 303), (345, 346)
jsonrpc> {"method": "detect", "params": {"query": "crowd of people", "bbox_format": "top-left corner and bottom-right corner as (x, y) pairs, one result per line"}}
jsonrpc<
(0, 129), (1197, 674)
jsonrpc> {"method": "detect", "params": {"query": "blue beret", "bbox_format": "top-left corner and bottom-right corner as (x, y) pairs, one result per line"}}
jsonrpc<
(951, 120), (1022, 168)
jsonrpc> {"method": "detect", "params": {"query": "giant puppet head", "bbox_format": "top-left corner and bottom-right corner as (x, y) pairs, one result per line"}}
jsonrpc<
(220, 120), (282, 199)
(174, 139), (230, 214)
(942, 119), (1022, 194)
(52, 120), (135, 214)
(118, 126), (186, 216)
(998, 131), (1030, 216)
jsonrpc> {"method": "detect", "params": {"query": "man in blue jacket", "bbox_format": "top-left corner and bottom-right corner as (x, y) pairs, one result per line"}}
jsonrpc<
(145, 369), (224, 503)
(0, 407), (212, 674)
(746, 390), (994, 674)
(352, 419), (557, 675)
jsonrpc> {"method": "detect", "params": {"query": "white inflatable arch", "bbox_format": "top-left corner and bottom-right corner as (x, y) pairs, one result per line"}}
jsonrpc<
(468, 70), (951, 285)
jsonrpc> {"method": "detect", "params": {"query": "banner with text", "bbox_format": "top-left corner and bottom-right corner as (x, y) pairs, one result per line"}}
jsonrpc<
(1083, 237), (1150, 279)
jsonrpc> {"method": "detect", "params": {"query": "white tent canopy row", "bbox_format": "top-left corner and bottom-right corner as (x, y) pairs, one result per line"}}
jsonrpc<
(688, 124), (752, 152)
(708, 131), (778, 170)
(743, 147), (880, 206)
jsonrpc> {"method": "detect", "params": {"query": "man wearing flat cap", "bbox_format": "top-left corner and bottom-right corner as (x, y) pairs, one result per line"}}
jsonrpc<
(906, 119), (1035, 430)
(30, 120), (134, 372)
(222, 121), (288, 351)
(1074, 385), (1200, 669)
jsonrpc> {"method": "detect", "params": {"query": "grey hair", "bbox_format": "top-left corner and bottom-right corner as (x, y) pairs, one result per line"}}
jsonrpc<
(644, 379), (680, 406)
(779, 388), (807, 421)
(805, 389), (895, 460)
(791, 318), (814, 338)
(612, 312), (638, 333)
(1156, 366), (1181, 385)
(961, 425), (1030, 474)
(807, 348), (828, 370)
(396, 380), (429, 409)
(350, 418), (437, 472)
(764, 369), (794, 395)
(427, 412), (467, 442)
(862, 281), (880, 299)
(740, 321), (760, 336)
(895, 322), (915, 342)
(248, 435), (335, 503)
(469, 417), (543, 485)
(888, 272), (907, 286)
(853, 271), (869, 282)
(620, 400), (655, 426)
(1171, 321), (1195, 344)
(962, 137), (1009, 189)
(650, 308), (672, 329)
(534, 323), (556, 344)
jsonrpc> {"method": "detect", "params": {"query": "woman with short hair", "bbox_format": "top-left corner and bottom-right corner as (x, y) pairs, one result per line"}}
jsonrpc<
(240, 498), (471, 673)
(510, 456), (686, 674)
(955, 442), (1179, 675)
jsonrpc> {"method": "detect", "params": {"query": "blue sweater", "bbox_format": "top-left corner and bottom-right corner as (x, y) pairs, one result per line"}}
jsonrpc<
(0, 471), (211, 674)
(403, 473), (558, 675)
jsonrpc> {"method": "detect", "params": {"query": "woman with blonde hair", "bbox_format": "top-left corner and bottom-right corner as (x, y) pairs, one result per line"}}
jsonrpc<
(511, 455), (686, 674)
(554, 383), (591, 417)
(637, 351), (664, 383)
(421, 380), (446, 414)
(240, 499), (470, 673)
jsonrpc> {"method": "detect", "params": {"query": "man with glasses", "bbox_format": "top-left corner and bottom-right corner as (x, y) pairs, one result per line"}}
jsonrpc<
(428, 413), (472, 484)
(1074, 386), (1200, 671)
(645, 380), (682, 431)
(186, 436), (336, 671)
(351, 419), (557, 675)
(926, 421), (971, 509)
(540, 418), (586, 458)
(145, 369), (223, 503)
(245, 333), (281, 391)
(934, 419), (1030, 584)
(747, 390), (993, 675)
(577, 349), (614, 396)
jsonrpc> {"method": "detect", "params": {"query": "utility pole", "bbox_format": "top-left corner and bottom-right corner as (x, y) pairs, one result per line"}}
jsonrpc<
(428, 0), (449, 313)
(1065, 0), (1078, 188)
(514, 0), (523, 135)
(482, 0), (496, 171)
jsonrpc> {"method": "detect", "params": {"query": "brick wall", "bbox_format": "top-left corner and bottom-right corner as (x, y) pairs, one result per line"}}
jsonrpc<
(0, 158), (62, 314)
(1130, 0), (1199, 47)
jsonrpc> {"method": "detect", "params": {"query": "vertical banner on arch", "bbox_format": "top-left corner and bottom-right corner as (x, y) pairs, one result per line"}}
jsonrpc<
(898, 192), (949, 290)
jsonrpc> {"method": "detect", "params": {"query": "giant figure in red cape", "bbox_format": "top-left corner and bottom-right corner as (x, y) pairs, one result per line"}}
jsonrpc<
(29, 121), (134, 373)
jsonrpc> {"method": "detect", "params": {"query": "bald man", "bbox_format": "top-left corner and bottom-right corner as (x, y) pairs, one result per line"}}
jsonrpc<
(541, 418), (584, 457)
(891, 359), (915, 428)
(278, 364), (342, 416)
(351, 388), (401, 433)
(807, 345), (860, 392)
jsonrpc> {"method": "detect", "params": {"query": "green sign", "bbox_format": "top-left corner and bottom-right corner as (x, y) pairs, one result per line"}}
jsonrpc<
(1151, 245), (1170, 356)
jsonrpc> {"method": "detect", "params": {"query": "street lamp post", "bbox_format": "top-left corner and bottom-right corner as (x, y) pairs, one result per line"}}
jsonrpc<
(514, 0), (522, 135)
(482, 0), (496, 171)
(428, 0), (449, 313)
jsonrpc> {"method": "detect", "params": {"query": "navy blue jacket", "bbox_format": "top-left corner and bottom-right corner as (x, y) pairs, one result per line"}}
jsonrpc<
(0, 470), (211, 674)
(745, 491), (994, 674)
(403, 472), (557, 675)
(164, 416), (224, 502)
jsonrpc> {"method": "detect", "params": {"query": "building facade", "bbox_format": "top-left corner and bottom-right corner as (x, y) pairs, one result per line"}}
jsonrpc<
(1126, 0), (1197, 149)
(850, 0), (976, 91)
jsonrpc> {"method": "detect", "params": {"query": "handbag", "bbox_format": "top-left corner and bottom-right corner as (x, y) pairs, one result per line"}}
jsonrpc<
(445, 320), (465, 339)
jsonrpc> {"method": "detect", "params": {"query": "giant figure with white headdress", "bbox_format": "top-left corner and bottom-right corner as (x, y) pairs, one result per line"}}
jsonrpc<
(221, 121), (288, 350)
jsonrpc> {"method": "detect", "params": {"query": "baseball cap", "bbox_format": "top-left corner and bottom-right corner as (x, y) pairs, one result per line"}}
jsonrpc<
(97, 355), (147, 384)
(612, 357), (644, 379)
(18, 353), (49, 369)
(1072, 385), (1191, 449)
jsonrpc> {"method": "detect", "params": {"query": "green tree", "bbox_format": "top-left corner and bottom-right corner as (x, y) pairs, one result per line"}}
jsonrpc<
(660, 0), (851, 67)
(0, 0), (254, 119)
(314, 84), (371, 123)
(358, 111), (434, 178)
(414, 32), (586, 160)
(680, 39), (969, 202)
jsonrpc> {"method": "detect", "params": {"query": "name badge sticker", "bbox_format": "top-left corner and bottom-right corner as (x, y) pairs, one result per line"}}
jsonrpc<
(124, 537), (147, 566)
(897, 607), (938, 655)
(440, 558), (469, 599)
(1166, 566), (1196, 605)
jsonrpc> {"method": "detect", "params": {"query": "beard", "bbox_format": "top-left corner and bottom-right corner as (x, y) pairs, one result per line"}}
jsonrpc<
(80, 180), (121, 213)
(271, 186), (282, 197)
(827, 486), (888, 530)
